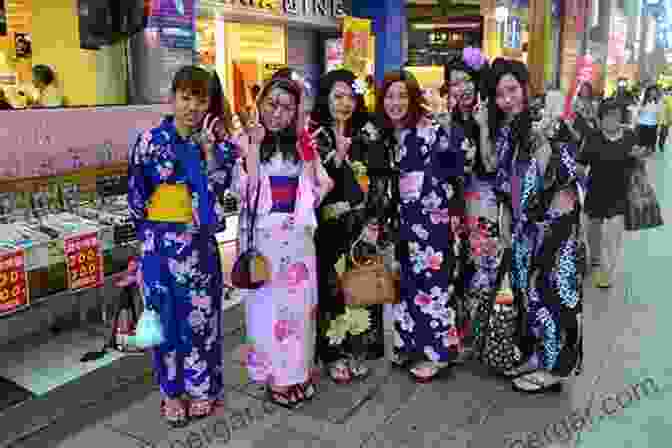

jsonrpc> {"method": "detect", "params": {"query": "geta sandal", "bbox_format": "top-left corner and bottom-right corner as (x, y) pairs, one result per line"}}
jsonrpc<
(161, 399), (188, 428)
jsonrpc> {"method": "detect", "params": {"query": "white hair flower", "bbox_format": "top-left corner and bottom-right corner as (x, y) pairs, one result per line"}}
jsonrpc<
(352, 79), (367, 96)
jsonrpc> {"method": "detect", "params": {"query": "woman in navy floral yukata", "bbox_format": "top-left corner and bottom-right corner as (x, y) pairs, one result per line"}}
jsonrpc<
(381, 70), (468, 383)
(481, 59), (584, 393)
(128, 66), (238, 425)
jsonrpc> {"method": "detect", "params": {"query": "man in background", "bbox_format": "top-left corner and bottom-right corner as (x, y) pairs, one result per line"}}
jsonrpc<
(31, 65), (64, 108)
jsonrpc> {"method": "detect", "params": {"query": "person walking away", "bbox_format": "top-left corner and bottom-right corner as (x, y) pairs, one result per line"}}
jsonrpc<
(128, 66), (238, 426)
(637, 86), (663, 153)
(577, 99), (649, 288)
(487, 58), (584, 392)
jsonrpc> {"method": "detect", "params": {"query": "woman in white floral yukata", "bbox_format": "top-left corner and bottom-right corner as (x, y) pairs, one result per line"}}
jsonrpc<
(128, 66), (238, 426)
(235, 76), (332, 409)
(380, 70), (469, 383)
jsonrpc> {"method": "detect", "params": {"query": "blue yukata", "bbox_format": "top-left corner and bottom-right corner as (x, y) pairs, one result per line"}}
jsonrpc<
(128, 116), (237, 400)
(392, 125), (467, 364)
(494, 127), (584, 377)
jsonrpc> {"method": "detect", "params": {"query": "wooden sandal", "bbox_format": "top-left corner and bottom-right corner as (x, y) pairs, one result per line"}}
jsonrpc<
(161, 399), (188, 428)
(409, 361), (452, 384)
(266, 386), (303, 410)
(329, 359), (353, 385)
(189, 399), (215, 420)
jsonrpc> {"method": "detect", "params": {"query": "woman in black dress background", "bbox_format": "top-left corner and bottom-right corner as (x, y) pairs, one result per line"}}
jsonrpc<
(578, 99), (649, 288)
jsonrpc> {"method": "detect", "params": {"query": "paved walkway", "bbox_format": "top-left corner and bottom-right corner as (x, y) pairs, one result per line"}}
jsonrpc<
(8, 154), (671, 448)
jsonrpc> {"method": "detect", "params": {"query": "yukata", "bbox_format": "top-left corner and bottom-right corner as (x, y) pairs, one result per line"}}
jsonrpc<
(236, 153), (320, 387)
(314, 120), (385, 365)
(494, 127), (585, 377)
(392, 124), (467, 364)
(128, 116), (237, 400)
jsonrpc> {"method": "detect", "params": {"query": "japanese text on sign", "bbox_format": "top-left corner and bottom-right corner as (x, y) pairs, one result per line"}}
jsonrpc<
(0, 249), (29, 315)
(65, 233), (103, 291)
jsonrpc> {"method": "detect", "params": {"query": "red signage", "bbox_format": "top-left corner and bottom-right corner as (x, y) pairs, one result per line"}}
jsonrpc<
(0, 249), (29, 315)
(563, 55), (595, 119)
(65, 232), (104, 291)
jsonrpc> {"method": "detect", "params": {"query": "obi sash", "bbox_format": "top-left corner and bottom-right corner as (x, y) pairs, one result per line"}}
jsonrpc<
(146, 183), (193, 223)
(269, 176), (299, 214)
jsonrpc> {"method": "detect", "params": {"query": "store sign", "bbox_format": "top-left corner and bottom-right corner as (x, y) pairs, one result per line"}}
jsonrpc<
(147, 0), (197, 49)
(0, 249), (29, 316)
(65, 232), (104, 291)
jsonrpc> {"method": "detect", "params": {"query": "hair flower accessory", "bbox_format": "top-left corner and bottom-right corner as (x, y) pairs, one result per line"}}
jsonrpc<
(463, 47), (487, 70)
(352, 79), (367, 96)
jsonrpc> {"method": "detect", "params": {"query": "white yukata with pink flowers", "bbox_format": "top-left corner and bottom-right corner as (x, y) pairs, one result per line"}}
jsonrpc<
(235, 154), (320, 387)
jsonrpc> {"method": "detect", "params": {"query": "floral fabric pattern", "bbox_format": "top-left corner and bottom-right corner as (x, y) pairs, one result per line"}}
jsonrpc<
(494, 128), (584, 376)
(392, 124), (467, 363)
(128, 117), (237, 400)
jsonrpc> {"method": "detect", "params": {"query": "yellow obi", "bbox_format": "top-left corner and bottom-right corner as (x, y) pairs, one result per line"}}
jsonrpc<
(146, 184), (193, 223)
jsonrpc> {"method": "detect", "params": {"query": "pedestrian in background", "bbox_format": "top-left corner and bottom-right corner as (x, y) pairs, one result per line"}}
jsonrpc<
(636, 85), (663, 153)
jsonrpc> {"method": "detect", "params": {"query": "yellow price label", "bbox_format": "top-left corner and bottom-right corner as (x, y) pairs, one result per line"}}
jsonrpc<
(12, 285), (21, 297)
(0, 272), (7, 288)
(0, 289), (9, 302)
(79, 253), (87, 264)
(87, 249), (97, 262)
(89, 263), (97, 274)
(10, 271), (18, 283)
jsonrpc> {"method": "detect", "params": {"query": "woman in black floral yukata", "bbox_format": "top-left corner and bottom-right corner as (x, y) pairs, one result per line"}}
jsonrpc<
(481, 58), (585, 393)
(311, 69), (386, 384)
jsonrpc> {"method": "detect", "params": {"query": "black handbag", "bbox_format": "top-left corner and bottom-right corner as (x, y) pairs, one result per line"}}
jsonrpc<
(230, 178), (272, 289)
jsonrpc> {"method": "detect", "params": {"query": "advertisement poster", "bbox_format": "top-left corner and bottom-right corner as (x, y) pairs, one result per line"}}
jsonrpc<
(342, 17), (371, 78)
(325, 39), (343, 73)
(148, 0), (196, 50)
(563, 55), (594, 119)
(65, 232), (104, 291)
(0, 249), (29, 316)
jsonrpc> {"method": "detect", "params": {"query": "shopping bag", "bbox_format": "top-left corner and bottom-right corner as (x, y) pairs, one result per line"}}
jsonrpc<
(131, 309), (165, 349)
(625, 160), (664, 231)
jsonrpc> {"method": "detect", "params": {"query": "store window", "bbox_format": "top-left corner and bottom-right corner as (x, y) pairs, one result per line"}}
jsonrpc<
(0, 0), (144, 110)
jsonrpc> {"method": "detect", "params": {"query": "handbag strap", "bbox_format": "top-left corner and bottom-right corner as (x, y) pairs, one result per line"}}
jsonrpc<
(246, 172), (262, 249)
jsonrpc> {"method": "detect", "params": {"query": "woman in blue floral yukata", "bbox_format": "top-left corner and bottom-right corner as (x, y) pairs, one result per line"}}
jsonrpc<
(381, 70), (468, 383)
(128, 66), (238, 426)
(482, 59), (584, 393)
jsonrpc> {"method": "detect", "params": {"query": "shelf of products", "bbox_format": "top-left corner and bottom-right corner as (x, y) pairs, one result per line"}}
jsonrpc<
(0, 168), (241, 320)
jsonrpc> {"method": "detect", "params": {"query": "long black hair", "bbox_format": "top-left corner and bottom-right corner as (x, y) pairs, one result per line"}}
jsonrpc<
(485, 58), (532, 156)
(310, 69), (368, 136)
(444, 57), (489, 176)
(256, 78), (302, 164)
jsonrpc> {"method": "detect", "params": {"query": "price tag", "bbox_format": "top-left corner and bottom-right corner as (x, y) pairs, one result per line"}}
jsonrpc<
(64, 232), (104, 291)
(0, 249), (29, 315)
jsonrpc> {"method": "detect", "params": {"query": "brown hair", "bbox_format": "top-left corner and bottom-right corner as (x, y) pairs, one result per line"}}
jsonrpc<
(376, 70), (427, 129)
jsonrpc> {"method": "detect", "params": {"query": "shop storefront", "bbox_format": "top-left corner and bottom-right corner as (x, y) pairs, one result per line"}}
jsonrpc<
(195, 0), (342, 114)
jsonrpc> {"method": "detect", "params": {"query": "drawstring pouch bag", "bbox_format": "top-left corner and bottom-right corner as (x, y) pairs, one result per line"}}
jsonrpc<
(230, 177), (272, 289)
(132, 308), (165, 349)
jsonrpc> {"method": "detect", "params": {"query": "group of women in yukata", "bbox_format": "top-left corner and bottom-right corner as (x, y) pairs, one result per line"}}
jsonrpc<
(128, 57), (585, 426)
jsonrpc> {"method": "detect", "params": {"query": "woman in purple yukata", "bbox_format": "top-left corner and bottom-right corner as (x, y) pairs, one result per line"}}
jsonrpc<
(235, 77), (331, 409)
(381, 70), (468, 383)
(128, 66), (238, 426)
(482, 59), (584, 393)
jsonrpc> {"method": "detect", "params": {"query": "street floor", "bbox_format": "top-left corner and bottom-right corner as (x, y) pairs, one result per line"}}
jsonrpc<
(7, 153), (671, 448)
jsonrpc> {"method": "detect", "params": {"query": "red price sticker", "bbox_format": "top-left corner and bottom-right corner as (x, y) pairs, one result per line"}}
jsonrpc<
(0, 249), (29, 315)
(65, 232), (103, 291)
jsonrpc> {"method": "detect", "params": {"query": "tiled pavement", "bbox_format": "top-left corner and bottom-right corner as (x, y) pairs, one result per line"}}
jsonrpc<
(4, 156), (670, 448)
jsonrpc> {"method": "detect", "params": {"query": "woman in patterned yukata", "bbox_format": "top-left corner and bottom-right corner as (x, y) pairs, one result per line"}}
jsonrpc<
(442, 58), (510, 364)
(482, 58), (585, 393)
(236, 77), (331, 409)
(381, 70), (468, 383)
(311, 69), (385, 384)
(128, 66), (238, 426)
